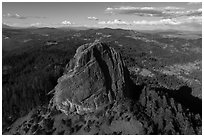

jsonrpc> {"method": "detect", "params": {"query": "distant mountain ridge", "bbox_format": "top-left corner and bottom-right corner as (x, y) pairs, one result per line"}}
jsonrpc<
(2, 23), (202, 34)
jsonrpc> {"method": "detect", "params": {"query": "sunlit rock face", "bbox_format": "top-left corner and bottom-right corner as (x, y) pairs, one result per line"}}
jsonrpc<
(53, 41), (128, 114)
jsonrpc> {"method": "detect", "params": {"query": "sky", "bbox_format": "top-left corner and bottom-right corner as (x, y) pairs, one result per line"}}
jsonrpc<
(2, 2), (202, 31)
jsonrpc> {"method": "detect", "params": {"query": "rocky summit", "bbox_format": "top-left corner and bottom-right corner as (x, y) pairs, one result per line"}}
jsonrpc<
(52, 41), (128, 115)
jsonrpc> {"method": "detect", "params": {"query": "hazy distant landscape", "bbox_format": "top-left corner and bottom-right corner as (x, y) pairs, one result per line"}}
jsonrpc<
(2, 2), (202, 135)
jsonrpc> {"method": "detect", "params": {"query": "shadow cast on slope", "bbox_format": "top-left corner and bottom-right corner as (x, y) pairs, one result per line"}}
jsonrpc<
(123, 67), (201, 116)
(123, 67), (145, 101)
(154, 86), (202, 115)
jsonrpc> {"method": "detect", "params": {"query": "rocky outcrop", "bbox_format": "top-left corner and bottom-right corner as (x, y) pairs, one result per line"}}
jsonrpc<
(3, 41), (202, 135)
(52, 41), (128, 114)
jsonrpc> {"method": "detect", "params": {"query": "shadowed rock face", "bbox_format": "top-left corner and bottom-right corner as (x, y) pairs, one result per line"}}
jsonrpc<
(53, 41), (128, 114)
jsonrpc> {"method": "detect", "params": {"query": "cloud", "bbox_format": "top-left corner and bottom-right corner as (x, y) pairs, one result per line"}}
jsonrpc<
(98, 17), (201, 27)
(131, 20), (201, 31)
(105, 6), (202, 18)
(3, 13), (27, 19)
(3, 13), (46, 19)
(30, 22), (41, 26)
(133, 19), (181, 25)
(98, 19), (130, 25)
(97, 17), (201, 31)
(88, 16), (99, 20)
(163, 6), (185, 10)
(185, 8), (202, 16)
(61, 20), (73, 25)
(105, 6), (163, 17)
(164, 8), (202, 17)
(187, 2), (201, 5)
(133, 16), (202, 26)
(98, 6), (202, 31)
(132, 17), (201, 31)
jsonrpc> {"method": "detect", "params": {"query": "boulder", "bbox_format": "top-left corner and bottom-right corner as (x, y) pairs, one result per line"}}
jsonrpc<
(52, 41), (128, 114)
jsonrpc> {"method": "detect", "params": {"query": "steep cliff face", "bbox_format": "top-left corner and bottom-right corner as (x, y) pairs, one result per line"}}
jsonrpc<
(52, 41), (128, 114)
